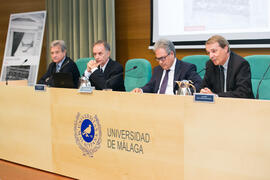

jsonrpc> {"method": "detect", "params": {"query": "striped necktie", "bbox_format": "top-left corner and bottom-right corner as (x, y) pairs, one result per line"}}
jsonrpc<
(159, 69), (170, 94)
(56, 64), (61, 72)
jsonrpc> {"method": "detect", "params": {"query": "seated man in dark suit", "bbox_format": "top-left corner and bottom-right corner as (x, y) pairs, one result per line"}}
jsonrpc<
(83, 40), (125, 91)
(38, 40), (80, 88)
(200, 35), (254, 98)
(132, 39), (202, 94)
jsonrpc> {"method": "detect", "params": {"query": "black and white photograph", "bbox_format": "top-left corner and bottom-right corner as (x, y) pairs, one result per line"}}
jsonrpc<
(0, 10), (46, 85)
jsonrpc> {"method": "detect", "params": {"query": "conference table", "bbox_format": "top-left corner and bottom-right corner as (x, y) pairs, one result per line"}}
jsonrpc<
(0, 83), (270, 180)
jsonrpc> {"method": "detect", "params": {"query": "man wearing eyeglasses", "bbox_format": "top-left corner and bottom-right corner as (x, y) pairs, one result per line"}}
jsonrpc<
(132, 39), (202, 94)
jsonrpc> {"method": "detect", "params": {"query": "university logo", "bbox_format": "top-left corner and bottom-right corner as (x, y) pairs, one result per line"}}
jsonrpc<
(74, 113), (102, 158)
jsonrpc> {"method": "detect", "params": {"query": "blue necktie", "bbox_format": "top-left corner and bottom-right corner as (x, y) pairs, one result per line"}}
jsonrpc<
(56, 64), (61, 72)
(159, 70), (170, 94)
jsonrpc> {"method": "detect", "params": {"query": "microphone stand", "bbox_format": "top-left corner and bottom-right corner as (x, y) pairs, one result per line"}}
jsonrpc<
(197, 67), (206, 74)
(105, 66), (137, 89)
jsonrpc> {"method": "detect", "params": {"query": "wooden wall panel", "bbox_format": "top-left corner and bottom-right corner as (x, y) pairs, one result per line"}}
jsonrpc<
(115, 0), (270, 68)
(115, 0), (158, 67)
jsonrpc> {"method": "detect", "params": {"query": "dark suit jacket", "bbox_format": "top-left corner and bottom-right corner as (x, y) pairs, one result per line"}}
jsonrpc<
(38, 56), (80, 88)
(89, 59), (125, 91)
(201, 51), (254, 98)
(141, 59), (202, 93)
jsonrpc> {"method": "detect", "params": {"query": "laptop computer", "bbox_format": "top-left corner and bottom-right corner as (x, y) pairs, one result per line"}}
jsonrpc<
(51, 72), (75, 88)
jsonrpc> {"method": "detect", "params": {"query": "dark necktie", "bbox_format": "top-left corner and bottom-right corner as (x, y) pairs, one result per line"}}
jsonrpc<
(159, 69), (170, 94)
(219, 66), (224, 92)
(99, 66), (103, 73)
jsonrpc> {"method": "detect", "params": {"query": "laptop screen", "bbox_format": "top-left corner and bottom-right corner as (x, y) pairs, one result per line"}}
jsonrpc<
(51, 72), (75, 88)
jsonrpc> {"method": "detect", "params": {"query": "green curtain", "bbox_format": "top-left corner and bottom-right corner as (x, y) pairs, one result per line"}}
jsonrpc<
(45, 0), (115, 66)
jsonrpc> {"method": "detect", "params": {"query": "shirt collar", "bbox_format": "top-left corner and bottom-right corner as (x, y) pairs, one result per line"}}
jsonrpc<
(100, 58), (110, 72)
(56, 56), (66, 67)
(168, 57), (177, 71)
(222, 54), (230, 70)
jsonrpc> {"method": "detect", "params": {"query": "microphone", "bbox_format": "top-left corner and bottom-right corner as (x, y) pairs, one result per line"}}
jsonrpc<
(256, 63), (270, 99)
(59, 60), (70, 71)
(45, 60), (71, 86)
(105, 66), (137, 89)
(197, 67), (206, 74)
(6, 59), (28, 85)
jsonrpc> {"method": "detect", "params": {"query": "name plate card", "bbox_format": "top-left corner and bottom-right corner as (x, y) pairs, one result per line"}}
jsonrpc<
(194, 93), (215, 103)
(78, 86), (94, 93)
(34, 84), (46, 92)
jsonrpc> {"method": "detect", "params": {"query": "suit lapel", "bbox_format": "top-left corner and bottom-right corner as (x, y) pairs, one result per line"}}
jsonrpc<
(103, 59), (112, 75)
(174, 59), (181, 81)
(154, 67), (164, 92)
(58, 57), (69, 72)
(173, 59), (181, 90)
(226, 52), (233, 90)
(52, 63), (57, 73)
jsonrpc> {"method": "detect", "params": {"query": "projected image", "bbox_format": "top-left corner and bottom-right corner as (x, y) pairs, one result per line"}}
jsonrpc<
(152, 0), (270, 48)
(184, 0), (268, 32)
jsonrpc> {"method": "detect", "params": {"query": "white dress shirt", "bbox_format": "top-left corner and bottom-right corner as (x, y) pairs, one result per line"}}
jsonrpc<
(84, 59), (109, 78)
(157, 58), (177, 95)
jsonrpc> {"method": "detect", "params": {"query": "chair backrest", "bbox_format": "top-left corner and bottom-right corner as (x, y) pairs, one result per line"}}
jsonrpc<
(124, 58), (152, 92)
(75, 57), (95, 76)
(244, 55), (270, 100)
(181, 55), (209, 79)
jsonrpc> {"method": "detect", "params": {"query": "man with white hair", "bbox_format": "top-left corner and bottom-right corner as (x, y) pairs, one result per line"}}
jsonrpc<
(38, 40), (80, 88)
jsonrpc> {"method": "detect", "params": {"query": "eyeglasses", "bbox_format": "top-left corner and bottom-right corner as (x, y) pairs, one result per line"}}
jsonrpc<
(155, 53), (170, 62)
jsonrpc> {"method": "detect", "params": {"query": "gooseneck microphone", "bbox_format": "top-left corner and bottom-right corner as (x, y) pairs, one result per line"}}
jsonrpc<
(105, 66), (137, 89)
(59, 60), (70, 71)
(256, 63), (270, 99)
(197, 67), (206, 74)
(6, 59), (28, 85)
(44, 59), (71, 86)
(125, 65), (137, 72)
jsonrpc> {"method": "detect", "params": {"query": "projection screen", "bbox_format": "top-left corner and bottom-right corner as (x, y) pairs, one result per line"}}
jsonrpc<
(151, 0), (270, 49)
